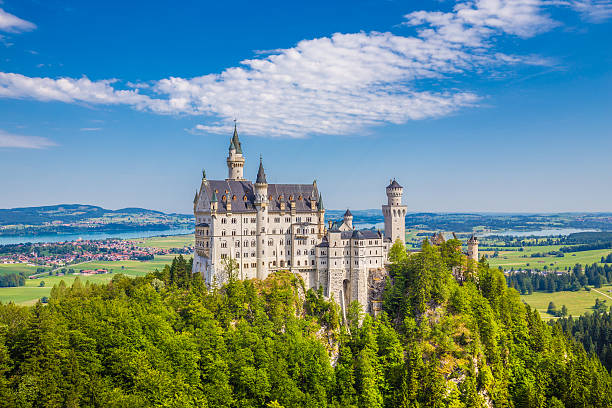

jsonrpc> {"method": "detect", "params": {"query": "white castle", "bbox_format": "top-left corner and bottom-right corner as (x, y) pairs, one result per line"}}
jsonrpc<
(192, 126), (409, 312)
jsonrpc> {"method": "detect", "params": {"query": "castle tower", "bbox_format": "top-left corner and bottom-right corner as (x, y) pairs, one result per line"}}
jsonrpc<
(343, 209), (353, 230)
(254, 157), (268, 280)
(226, 124), (245, 180)
(468, 235), (479, 261)
(317, 194), (326, 237)
(382, 179), (407, 244)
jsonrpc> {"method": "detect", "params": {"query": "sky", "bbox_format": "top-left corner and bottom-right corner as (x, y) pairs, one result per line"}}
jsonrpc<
(0, 0), (611, 214)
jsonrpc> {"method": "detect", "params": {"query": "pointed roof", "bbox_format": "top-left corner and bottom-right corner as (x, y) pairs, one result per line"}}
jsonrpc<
(344, 209), (352, 217)
(256, 156), (267, 184)
(193, 190), (198, 204)
(468, 234), (478, 243)
(211, 190), (218, 202)
(387, 178), (402, 189)
(318, 193), (324, 210)
(231, 123), (242, 154)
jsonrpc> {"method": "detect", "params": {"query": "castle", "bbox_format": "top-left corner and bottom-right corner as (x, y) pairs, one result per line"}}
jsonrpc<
(193, 126), (478, 313)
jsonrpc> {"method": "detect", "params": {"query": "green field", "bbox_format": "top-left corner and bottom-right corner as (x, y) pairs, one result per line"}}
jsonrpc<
(0, 254), (188, 305)
(131, 234), (193, 249)
(520, 284), (612, 319)
(0, 263), (42, 276)
(484, 244), (612, 271)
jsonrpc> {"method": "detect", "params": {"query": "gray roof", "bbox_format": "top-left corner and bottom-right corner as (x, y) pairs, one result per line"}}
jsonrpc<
(196, 223), (209, 227)
(256, 158), (267, 184)
(202, 180), (318, 213)
(344, 209), (352, 217)
(231, 125), (242, 154)
(387, 179), (402, 189)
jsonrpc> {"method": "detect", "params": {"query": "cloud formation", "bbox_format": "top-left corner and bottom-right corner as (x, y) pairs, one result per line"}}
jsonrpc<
(0, 8), (36, 33)
(0, 130), (56, 149)
(0, 0), (609, 137)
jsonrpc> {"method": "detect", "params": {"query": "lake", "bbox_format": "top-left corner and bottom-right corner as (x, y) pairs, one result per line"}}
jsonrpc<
(481, 228), (598, 237)
(0, 228), (195, 245)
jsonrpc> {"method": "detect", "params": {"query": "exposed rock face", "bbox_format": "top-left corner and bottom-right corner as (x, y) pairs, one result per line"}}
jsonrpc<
(368, 268), (388, 316)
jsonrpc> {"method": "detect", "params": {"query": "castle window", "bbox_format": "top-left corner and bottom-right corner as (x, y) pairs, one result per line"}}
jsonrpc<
(274, 217), (280, 223)
(306, 217), (311, 222)
(251, 252), (255, 257)
(310, 249), (314, 255)
(297, 250), (301, 255)
(311, 228), (314, 234)
(296, 217), (301, 223)
(221, 241), (227, 248)
(311, 260), (315, 266)
(244, 263), (248, 269)
(251, 240), (255, 246)
(285, 217), (290, 222)
(251, 218), (256, 223)
(244, 253), (248, 258)
(231, 230), (236, 236)
(221, 218), (227, 224)
(236, 252), (240, 258)
(231, 218), (237, 224)
(251, 263), (256, 268)
(220, 254), (227, 259)
(244, 241), (249, 247)
(221, 230), (226, 236)
(244, 229), (248, 235)
(236, 241), (240, 247)
(297, 260), (300, 266)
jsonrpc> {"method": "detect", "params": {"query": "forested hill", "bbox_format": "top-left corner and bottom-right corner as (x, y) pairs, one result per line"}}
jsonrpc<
(0, 243), (610, 407)
(0, 204), (193, 236)
(0, 204), (190, 225)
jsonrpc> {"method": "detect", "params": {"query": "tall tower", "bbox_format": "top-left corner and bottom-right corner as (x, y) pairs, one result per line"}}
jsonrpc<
(254, 157), (268, 280)
(343, 209), (353, 230)
(468, 235), (479, 261)
(382, 179), (407, 244)
(226, 124), (245, 180)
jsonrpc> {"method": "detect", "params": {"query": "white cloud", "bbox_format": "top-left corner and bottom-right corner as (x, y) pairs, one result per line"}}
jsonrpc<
(565, 0), (612, 22)
(0, 8), (36, 33)
(0, 0), (607, 137)
(0, 130), (56, 149)
(79, 127), (101, 131)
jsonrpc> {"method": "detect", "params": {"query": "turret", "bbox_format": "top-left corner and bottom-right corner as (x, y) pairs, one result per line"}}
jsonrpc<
(343, 209), (353, 230)
(210, 190), (218, 213)
(317, 193), (326, 236)
(226, 123), (245, 180)
(254, 157), (268, 280)
(468, 235), (479, 261)
(382, 178), (407, 244)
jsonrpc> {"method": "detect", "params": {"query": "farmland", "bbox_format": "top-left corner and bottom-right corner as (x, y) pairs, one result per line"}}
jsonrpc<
(520, 284), (612, 319)
(483, 244), (612, 272)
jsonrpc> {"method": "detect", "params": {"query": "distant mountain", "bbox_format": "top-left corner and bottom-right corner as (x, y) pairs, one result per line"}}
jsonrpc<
(0, 204), (192, 226)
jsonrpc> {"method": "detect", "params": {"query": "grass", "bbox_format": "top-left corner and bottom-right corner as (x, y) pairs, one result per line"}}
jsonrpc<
(0, 254), (188, 306)
(129, 234), (194, 249)
(520, 284), (612, 319)
(0, 263), (42, 276)
(484, 244), (612, 271)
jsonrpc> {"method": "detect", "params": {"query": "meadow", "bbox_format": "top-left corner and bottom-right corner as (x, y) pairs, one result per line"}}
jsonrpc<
(520, 284), (612, 319)
(0, 253), (185, 305)
(483, 244), (611, 271)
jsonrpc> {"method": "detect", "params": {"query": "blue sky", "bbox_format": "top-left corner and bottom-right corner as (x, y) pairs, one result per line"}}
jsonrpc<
(0, 0), (611, 214)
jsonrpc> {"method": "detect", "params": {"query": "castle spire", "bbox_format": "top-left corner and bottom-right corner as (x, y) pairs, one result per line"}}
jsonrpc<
(318, 193), (324, 210)
(226, 123), (245, 180)
(256, 155), (267, 184)
(232, 121), (242, 154)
